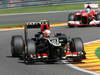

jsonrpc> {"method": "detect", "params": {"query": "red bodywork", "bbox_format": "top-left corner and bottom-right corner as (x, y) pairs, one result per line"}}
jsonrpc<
(34, 51), (79, 58)
(40, 24), (50, 32)
(68, 10), (100, 27)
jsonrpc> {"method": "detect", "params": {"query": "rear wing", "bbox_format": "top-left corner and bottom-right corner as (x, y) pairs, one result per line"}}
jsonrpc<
(25, 22), (41, 29)
(24, 20), (50, 53)
(24, 22), (41, 49)
(25, 20), (49, 29)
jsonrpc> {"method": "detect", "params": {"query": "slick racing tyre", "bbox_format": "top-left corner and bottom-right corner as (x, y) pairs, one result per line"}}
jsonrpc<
(11, 35), (24, 57)
(24, 39), (36, 64)
(68, 13), (74, 21)
(96, 13), (100, 20)
(69, 38), (84, 52)
(27, 39), (36, 55)
(69, 38), (86, 62)
(68, 13), (74, 28)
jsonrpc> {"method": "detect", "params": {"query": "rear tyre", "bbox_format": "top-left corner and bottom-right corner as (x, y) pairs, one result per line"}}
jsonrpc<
(68, 13), (74, 21)
(68, 13), (75, 28)
(96, 14), (100, 27)
(27, 39), (36, 55)
(11, 35), (24, 57)
(24, 39), (36, 64)
(96, 13), (100, 20)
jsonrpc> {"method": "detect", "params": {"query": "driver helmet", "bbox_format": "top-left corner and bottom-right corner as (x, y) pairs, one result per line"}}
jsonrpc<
(85, 8), (91, 13)
(43, 30), (51, 38)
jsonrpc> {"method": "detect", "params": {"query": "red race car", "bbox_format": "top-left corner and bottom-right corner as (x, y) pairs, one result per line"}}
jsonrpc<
(68, 6), (100, 27)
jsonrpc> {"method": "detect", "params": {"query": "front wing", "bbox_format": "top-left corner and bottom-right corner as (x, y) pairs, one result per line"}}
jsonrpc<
(68, 21), (100, 26)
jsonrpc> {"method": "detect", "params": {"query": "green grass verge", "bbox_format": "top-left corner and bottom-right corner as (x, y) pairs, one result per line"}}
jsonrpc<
(0, 24), (23, 28)
(0, 2), (100, 14)
(95, 47), (100, 58)
(1, 2), (100, 15)
(0, 3), (84, 14)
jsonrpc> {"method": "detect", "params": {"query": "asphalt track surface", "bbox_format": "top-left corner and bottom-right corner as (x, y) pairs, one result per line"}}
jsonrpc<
(1, 26), (100, 75)
(0, 11), (100, 75)
(0, 27), (95, 75)
(0, 11), (73, 24)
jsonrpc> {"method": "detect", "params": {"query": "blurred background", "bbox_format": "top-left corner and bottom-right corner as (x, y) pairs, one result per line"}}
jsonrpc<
(0, 0), (99, 9)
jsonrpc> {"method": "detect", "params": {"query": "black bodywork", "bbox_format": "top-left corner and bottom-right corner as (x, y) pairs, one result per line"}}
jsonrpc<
(11, 21), (86, 64)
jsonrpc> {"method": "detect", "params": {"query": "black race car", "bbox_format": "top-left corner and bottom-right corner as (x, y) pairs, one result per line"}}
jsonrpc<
(11, 20), (86, 64)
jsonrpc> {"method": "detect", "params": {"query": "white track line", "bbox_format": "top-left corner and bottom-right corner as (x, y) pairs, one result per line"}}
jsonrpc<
(63, 60), (100, 75)
(62, 39), (100, 75)
(62, 60), (99, 75)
